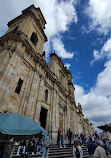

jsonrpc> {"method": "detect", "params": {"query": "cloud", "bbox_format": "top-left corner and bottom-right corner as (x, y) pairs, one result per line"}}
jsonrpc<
(64, 63), (71, 69)
(0, 0), (77, 60)
(75, 60), (111, 131)
(86, 0), (111, 34)
(40, 0), (78, 38)
(78, 31), (111, 130)
(90, 50), (101, 65)
(91, 38), (111, 64)
(42, 0), (77, 59)
(52, 37), (74, 59)
(0, 0), (35, 36)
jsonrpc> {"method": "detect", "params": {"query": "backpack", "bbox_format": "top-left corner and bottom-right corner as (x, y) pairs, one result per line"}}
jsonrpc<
(76, 147), (80, 158)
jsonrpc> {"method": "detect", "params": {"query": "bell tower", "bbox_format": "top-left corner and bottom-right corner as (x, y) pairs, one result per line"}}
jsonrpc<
(0, 5), (47, 114)
(5, 5), (47, 55)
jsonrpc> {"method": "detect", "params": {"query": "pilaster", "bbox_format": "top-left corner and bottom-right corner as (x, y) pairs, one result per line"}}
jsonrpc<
(0, 52), (19, 111)
(18, 67), (33, 114)
(66, 99), (70, 130)
(51, 87), (58, 140)
(33, 75), (44, 122)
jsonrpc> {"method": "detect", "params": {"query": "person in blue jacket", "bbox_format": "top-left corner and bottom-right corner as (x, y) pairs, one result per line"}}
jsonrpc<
(87, 138), (96, 158)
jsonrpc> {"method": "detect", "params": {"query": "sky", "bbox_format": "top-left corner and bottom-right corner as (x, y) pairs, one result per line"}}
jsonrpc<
(0, 0), (111, 132)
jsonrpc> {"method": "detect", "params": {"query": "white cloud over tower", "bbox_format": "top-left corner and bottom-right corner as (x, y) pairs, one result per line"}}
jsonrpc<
(0, 0), (78, 59)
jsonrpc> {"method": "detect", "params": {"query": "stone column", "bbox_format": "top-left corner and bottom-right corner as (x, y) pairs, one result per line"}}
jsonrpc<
(73, 111), (77, 133)
(25, 69), (36, 117)
(51, 87), (57, 140)
(27, 71), (40, 119)
(33, 75), (44, 122)
(64, 108), (67, 137)
(49, 88), (53, 139)
(66, 99), (70, 130)
(55, 92), (59, 128)
(22, 68), (35, 115)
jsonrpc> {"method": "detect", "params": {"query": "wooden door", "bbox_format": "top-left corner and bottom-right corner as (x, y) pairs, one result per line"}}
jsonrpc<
(59, 113), (63, 133)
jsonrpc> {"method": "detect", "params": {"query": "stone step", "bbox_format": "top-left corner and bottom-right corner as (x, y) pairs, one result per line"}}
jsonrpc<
(13, 147), (88, 153)
(12, 154), (90, 158)
(13, 144), (88, 149)
(13, 147), (88, 151)
(12, 153), (90, 158)
(11, 144), (90, 158)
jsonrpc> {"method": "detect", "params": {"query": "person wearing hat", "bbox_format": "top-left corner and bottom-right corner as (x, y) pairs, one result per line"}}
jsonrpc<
(94, 141), (106, 158)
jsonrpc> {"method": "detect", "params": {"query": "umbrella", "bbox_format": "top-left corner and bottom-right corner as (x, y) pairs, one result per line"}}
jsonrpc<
(97, 123), (111, 132)
(0, 113), (47, 140)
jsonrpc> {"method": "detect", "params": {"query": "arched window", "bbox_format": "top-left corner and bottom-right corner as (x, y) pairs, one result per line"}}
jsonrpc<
(45, 89), (48, 102)
(30, 32), (38, 46)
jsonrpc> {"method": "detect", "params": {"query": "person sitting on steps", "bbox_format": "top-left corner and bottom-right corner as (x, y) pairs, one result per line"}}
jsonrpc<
(17, 140), (26, 155)
(36, 138), (43, 155)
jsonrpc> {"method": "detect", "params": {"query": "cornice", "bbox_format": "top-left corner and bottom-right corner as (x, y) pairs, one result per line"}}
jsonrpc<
(8, 10), (47, 42)
(22, 5), (47, 24)
(77, 111), (84, 117)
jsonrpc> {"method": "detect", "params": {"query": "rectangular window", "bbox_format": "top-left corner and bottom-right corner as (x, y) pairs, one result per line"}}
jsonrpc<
(15, 78), (23, 94)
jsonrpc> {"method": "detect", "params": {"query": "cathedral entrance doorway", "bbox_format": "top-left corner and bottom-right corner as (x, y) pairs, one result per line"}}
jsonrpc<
(40, 107), (48, 129)
(59, 113), (63, 133)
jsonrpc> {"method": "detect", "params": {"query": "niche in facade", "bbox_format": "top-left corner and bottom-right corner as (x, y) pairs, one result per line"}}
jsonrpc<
(30, 32), (38, 46)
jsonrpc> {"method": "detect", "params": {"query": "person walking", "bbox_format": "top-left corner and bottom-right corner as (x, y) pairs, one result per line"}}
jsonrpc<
(87, 138), (96, 158)
(73, 140), (83, 158)
(60, 135), (66, 148)
(104, 139), (111, 156)
(42, 134), (50, 158)
(94, 141), (106, 158)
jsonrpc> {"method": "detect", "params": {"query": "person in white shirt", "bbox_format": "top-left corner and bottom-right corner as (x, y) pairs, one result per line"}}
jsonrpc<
(94, 141), (106, 158)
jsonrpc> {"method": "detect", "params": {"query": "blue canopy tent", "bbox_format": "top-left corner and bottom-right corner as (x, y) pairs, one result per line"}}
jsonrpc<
(0, 113), (47, 140)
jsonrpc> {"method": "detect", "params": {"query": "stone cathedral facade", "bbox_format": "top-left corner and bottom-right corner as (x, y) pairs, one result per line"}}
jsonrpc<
(0, 5), (93, 140)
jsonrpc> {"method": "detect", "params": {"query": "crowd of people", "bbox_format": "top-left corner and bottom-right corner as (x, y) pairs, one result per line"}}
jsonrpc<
(72, 131), (111, 158)
(16, 129), (111, 158)
(57, 128), (111, 158)
(16, 134), (50, 158)
(87, 133), (111, 158)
